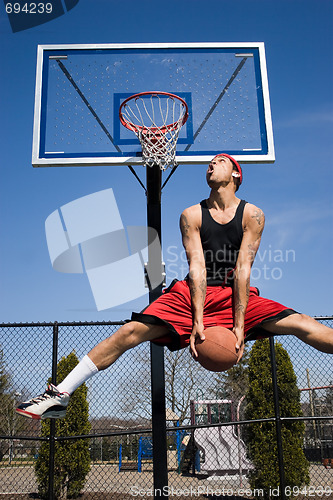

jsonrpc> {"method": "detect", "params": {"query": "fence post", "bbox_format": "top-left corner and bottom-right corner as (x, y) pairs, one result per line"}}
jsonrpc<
(48, 322), (59, 500)
(269, 336), (286, 500)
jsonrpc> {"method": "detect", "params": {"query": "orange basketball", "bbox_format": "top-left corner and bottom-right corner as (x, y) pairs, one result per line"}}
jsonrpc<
(195, 326), (238, 372)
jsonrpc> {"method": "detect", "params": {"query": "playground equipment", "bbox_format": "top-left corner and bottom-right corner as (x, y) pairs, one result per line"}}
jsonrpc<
(183, 399), (253, 478)
(118, 400), (253, 477)
(119, 432), (185, 473)
(138, 437), (153, 472)
(119, 409), (183, 473)
(118, 437), (153, 472)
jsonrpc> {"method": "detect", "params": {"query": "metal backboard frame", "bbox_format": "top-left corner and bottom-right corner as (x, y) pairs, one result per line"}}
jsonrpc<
(32, 42), (275, 167)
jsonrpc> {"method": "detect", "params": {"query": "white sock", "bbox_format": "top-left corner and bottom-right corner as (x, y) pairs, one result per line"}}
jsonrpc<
(56, 355), (99, 395)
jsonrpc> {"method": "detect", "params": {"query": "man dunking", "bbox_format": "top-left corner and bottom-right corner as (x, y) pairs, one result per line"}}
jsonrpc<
(16, 153), (333, 420)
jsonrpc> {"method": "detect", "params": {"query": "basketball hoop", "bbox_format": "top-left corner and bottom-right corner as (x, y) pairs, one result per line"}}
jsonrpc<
(119, 91), (188, 170)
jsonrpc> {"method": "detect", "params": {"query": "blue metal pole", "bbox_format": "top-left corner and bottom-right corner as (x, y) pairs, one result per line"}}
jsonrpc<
(118, 443), (122, 473)
(138, 436), (142, 473)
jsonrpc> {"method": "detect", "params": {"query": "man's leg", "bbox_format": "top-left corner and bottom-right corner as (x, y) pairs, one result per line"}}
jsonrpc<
(16, 321), (169, 419)
(262, 313), (333, 354)
(87, 321), (169, 371)
(56, 321), (168, 394)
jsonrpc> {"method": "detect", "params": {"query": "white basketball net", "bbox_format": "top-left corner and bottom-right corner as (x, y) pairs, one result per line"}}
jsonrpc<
(120, 93), (188, 170)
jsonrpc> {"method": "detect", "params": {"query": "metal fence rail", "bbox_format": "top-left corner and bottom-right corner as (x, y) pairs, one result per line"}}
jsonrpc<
(0, 318), (332, 499)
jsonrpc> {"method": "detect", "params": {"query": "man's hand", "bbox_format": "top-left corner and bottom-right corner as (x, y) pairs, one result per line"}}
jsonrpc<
(233, 326), (245, 363)
(189, 322), (205, 359)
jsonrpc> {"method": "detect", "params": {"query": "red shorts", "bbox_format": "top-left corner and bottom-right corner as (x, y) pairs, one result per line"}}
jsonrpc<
(131, 279), (297, 351)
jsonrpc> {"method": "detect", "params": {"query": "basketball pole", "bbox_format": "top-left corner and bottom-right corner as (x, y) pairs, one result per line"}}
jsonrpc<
(146, 164), (169, 499)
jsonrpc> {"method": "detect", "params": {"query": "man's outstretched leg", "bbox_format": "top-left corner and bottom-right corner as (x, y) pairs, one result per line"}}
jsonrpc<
(262, 313), (333, 353)
(16, 321), (168, 420)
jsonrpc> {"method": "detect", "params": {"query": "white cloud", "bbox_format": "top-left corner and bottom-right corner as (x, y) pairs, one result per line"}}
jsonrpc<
(276, 108), (333, 129)
(264, 202), (333, 248)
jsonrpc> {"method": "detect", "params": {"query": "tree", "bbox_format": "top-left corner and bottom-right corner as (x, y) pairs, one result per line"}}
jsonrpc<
(119, 345), (212, 425)
(312, 382), (333, 454)
(0, 347), (10, 394)
(164, 349), (205, 425)
(0, 346), (28, 462)
(245, 339), (309, 498)
(324, 382), (333, 410)
(35, 352), (91, 499)
(321, 383), (333, 454)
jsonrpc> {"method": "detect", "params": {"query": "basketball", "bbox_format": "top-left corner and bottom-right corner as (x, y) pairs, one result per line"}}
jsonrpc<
(195, 326), (238, 372)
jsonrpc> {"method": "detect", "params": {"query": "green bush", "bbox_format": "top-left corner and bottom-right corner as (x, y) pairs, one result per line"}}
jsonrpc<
(245, 338), (309, 499)
(35, 352), (91, 499)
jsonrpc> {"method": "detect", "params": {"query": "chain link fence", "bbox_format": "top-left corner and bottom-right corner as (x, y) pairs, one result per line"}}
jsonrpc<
(0, 318), (332, 499)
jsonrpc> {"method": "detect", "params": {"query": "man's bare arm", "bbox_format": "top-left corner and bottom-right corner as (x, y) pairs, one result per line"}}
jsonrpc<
(180, 206), (206, 357)
(233, 205), (265, 360)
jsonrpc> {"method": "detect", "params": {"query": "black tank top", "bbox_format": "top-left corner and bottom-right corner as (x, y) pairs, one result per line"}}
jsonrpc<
(200, 199), (247, 286)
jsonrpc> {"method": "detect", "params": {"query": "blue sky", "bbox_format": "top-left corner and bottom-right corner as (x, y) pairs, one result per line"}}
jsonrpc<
(0, 0), (332, 325)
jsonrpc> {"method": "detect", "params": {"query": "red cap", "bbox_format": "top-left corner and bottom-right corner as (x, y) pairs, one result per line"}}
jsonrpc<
(214, 153), (243, 185)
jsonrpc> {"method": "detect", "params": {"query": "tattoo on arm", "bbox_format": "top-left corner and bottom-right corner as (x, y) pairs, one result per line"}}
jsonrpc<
(189, 276), (206, 307)
(251, 209), (265, 235)
(199, 279), (206, 296)
(234, 280), (243, 313)
(234, 276), (250, 315)
(248, 242), (258, 263)
(245, 208), (265, 263)
(235, 303), (245, 315)
(246, 276), (250, 299)
(188, 279), (196, 297)
(180, 213), (190, 236)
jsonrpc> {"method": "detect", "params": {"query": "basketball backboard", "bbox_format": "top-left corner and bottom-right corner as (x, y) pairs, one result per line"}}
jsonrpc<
(32, 42), (275, 167)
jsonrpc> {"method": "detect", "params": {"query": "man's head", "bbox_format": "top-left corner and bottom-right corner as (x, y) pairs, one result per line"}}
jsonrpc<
(207, 154), (243, 192)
